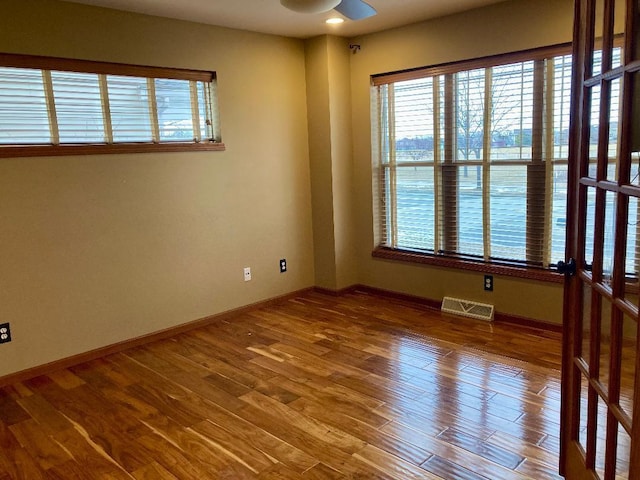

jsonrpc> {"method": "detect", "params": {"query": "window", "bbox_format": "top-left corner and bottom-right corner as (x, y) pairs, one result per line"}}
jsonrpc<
(372, 45), (626, 278)
(0, 53), (222, 157)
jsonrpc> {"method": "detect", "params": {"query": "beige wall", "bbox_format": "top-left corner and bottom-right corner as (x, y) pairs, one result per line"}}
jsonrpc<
(305, 36), (338, 289)
(348, 0), (577, 325)
(327, 36), (358, 290)
(0, 0), (587, 378)
(305, 35), (357, 290)
(0, 0), (315, 376)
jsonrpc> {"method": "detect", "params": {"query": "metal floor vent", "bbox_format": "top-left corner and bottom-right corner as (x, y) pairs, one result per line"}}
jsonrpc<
(441, 296), (494, 322)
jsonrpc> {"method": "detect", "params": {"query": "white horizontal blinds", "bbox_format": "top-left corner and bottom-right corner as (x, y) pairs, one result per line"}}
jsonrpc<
(370, 85), (383, 246)
(42, 71), (59, 145)
(549, 162), (569, 262)
(550, 54), (572, 265)
(585, 186), (597, 267)
(488, 61), (536, 262)
(627, 197), (640, 281)
(98, 75), (113, 143)
(542, 59), (556, 267)
(608, 49), (623, 173)
(372, 46), (592, 268)
(603, 190), (617, 281)
(147, 78), (160, 143)
(490, 62), (535, 161)
(489, 164), (528, 260)
(207, 79), (222, 142)
(454, 69), (485, 257)
(552, 55), (572, 159)
(193, 80), (217, 142)
(454, 164), (484, 257)
(107, 75), (153, 142)
(376, 84), (393, 247)
(51, 70), (105, 143)
(589, 84), (602, 167)
(378, 84), (391, 167)
(0, 53), (219, 150)
(626, 88), (640, 279)
(189, 81), (202, 142)
(482, 69), (492, 262)
(584, 82), (602, 265)
(455, 69), (485, 162)
(393, 78), (436, 251)
(196, 82), (210, 141)
(156, 78), (195, 142)
(526, 60), (546, 265)
(0, 67), (51, 144)
(395, 167), (436, 249)
(441, 74), (458, 253)
(394, 78), (435, 161)
(387, 83), (398, 248)
(607, 77), (622, 169)
(433, 76), (445, 254)
(149, 77), (217, 143)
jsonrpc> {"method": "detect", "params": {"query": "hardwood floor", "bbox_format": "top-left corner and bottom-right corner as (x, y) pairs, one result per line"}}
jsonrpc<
(0, 290), (563, 479)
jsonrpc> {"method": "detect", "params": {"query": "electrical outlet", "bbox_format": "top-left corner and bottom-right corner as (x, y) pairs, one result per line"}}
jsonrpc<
(280, 259), (287, 273)
(0, 323), (11, 344)
(243, 267), (252, 282)
(484, 275), (493, 292)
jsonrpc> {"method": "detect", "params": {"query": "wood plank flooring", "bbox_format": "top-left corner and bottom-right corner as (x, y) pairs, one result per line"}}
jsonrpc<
(0, 290), (564, 479)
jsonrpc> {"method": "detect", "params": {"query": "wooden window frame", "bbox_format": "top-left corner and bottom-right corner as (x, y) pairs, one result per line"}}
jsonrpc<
(372, 41), (633, 284)
(371, 43), (574, 283)
(0, 53), (225, 157)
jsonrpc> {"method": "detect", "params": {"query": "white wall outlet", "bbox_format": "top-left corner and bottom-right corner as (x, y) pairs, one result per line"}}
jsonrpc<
(243, 267), (252, 282)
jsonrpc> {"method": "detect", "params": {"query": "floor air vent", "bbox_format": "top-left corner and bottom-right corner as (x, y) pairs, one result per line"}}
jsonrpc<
(441, 297), (494, 322)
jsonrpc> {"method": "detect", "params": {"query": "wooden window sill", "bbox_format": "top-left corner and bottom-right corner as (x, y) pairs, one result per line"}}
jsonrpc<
(372, 247), (564, 284)
(0, 141), (225, 158)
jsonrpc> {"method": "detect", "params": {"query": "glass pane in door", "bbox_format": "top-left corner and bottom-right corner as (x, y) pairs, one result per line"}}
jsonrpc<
(631, 153), (640, 187)
(598, 295), (613, 393)
(579, 372), (590, 451)
(551, 163), (568, 263)
(605, 77), (622, 182)
(620, 312), (637, 422)
(586, 186), (597, 268)
(588, 85), (601, 163)
(582, 283), (593, 366)
(616, 425), (631, 478)
(590, 0), (605, 75)
(603, 190), (617, 285)
(594, 395), (608, 478)
(625, 196), (640, 287)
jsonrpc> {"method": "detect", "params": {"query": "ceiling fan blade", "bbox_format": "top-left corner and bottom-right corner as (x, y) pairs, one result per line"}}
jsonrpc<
(280, 0), (341, 14)
(334, 0), (376, 20)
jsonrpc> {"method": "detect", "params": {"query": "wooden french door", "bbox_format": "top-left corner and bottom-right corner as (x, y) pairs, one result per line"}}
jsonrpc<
(561, 0), (640, 478)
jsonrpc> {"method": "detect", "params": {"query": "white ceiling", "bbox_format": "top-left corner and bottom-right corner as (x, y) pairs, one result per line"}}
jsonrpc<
(62, 0), (509, 39)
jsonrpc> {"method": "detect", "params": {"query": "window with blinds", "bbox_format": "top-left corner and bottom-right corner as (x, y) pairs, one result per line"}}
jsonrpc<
(0, 53), (222, 157)
(372, 45), (627, 273)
